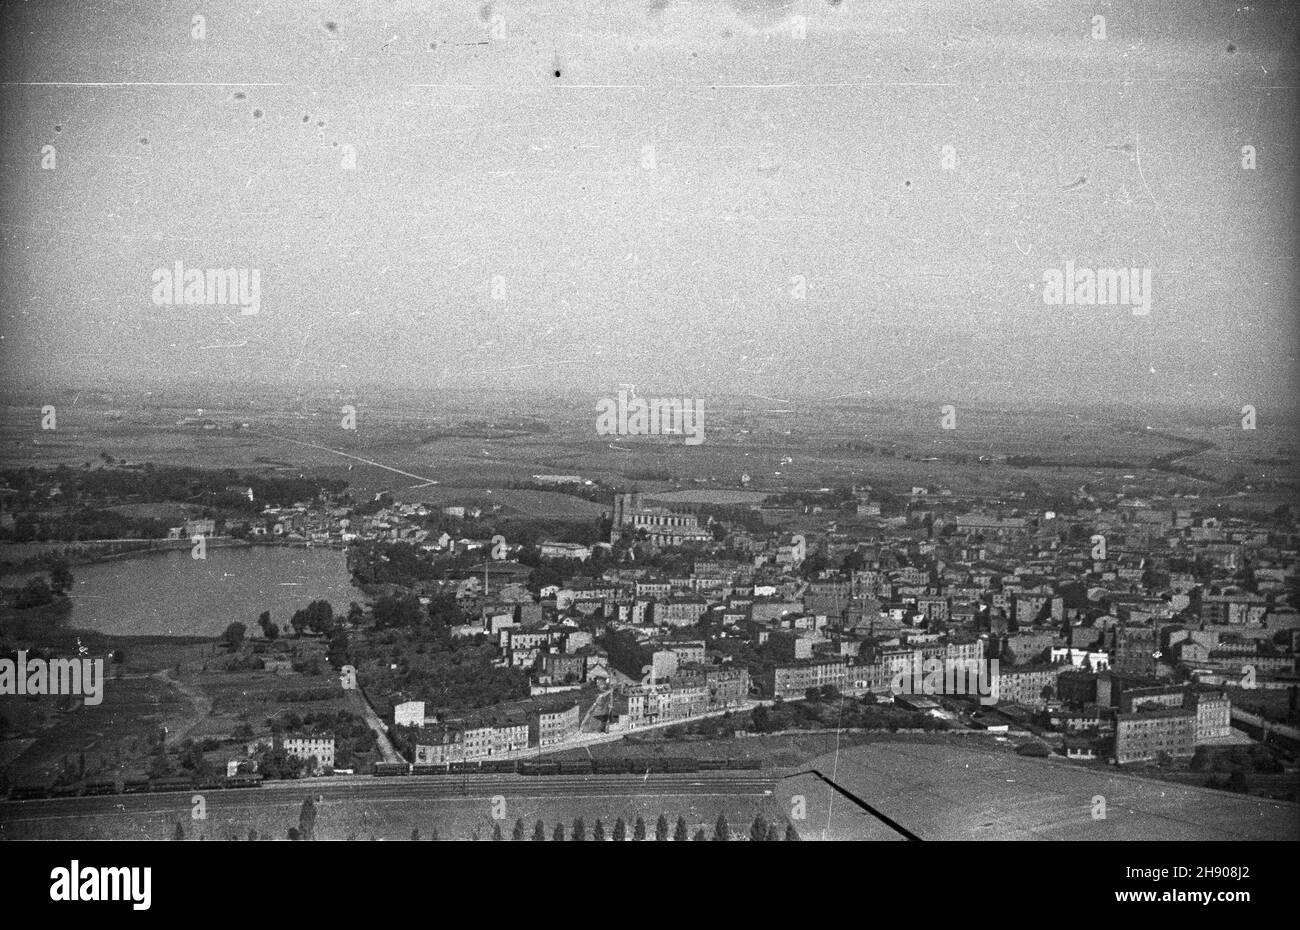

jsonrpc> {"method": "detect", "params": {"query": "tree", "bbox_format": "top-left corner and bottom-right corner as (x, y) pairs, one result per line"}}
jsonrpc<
(411, 828), (421, 841)
(750, 815), (768, 842)
(492, 823), (503, 841)
(693, 828), (707, 841)
(785, 824), (800, 841)
(765, 824), (781, 841)
(633, 816), (646, 841)
(148, 747), (174, 779)
(532, 820), (546, 842)
(655, 814), (669, 841)
(257, 610), (279, 641)
(512, 819), (526, 841)
(613, 818), (626, 842)
(713, 814), (730, 841)
(298, 797), (317, 841)
(172, 821), (184, 841)
(15, 576), (54, 609)
(49, 560), (73, 595)
(571, 818), (585, 841)
(303, 599), (335, 635)
(593, 820), (605, 842)
(287, 827), (301, 841)
(371, 594), (423, 630)
(220, 621), (247, 649)
(552, 823), (565, 842)
(674, 816), (688, 841)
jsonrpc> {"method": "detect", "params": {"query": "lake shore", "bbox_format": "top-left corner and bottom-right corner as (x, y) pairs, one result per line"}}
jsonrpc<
(0, 536), (343, 576)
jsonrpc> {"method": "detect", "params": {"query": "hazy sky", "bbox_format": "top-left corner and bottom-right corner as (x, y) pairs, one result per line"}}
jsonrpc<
(1, 0), (1296, 407)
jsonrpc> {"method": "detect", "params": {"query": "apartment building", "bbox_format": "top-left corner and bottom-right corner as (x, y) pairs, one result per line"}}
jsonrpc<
(281, 736), (335, 770)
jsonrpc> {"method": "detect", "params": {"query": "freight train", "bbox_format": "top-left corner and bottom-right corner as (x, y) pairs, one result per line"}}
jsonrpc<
(5, 773), (264, 801)
(6, 757), (764, 800)
(373, 757), (762, 777)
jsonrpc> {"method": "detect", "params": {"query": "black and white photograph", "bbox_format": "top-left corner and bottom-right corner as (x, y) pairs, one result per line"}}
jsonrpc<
(0, 0), (1296, 907)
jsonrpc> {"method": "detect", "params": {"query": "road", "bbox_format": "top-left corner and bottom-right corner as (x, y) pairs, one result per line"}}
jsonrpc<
(345, 689), (403, 764)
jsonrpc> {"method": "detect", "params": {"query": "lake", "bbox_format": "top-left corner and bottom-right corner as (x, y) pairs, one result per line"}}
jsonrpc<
(3, 545), (364, 638)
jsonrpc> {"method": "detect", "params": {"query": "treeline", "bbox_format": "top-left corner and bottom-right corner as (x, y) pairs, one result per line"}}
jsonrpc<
(1, 507), (171, 543)
(507, 480), (615, 505)
(3, 561), (74, 609)
(0, 463), (348, 515)
(747, 693), (950, 734)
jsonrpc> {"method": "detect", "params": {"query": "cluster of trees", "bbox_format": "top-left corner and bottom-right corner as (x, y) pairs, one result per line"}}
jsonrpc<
(765, 487), (858, 510)
(251, 746), (306, 780)
(1, 465), (349, 543)
(745, 696), (947, 734)
(176, 737), (221, 776)
(506, 479), (614, 505)
(225, 601), (335, 648)
(2, 507), (172, 543)
(361, 634), (529, 711)
(1189, 744), (1284, 775)
(371, 593), (428, 630)
(289, 600), (335, 636)
(1203, 772), (1251, 794)
(367, 590), (472, 642)
(0, 464), (347, 512)
(4, 560), (74, 610)
(349, 541), (438, 587)
(256, 611), (279, 640)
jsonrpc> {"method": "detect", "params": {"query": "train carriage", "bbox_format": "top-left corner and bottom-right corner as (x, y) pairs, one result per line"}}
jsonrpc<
(557, 760), (594, 775)
(83, 778), (119, 796)
(9, 783), (54, 800)
(593, 758), (634, 775)
(519, 760), (559, 776)
(223, 774), (264, 790)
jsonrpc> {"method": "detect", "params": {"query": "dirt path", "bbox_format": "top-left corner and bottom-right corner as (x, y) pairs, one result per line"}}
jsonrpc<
(152, 669), (212, 746)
